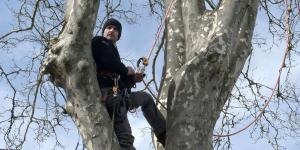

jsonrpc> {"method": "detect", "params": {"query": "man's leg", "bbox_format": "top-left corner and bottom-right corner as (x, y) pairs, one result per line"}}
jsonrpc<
(128, 91), (166, 146)
(114, 118), (136, 150)
(102, 88), (136, 150)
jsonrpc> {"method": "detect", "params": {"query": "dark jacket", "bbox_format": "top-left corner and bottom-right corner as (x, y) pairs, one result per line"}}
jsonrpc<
(91, 36), (135, 89)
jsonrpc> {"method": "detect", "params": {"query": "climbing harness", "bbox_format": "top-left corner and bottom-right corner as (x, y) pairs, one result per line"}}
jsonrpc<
(112, 75), (120, 96)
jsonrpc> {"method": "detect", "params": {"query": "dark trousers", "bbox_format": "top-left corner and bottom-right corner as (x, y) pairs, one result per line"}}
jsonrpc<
(101, 88), (166, 150)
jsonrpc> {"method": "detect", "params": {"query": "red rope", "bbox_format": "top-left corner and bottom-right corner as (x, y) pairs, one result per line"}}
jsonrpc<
(146, 0), (176, 60)
(143, 0), (293, 138)
(214, 0), (292, 138)
(297, 0), (300, 16)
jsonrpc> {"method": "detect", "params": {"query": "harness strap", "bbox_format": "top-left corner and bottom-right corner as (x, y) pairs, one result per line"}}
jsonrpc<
(98, 70), (120, 96)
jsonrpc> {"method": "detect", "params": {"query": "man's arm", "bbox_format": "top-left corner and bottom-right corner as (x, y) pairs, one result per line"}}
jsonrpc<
(120, 72), (144, 89)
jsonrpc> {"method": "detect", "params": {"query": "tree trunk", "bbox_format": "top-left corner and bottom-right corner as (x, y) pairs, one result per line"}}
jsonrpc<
(159, 0), (259, 149)
(42, 0), (259, 150)
(43, 0), (120, 150)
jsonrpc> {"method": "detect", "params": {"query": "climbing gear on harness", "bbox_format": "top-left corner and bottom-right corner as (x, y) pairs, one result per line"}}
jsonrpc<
(97, 70), (120, 96)
(106, 89), (129, 123)
(113, 76), (120, 96)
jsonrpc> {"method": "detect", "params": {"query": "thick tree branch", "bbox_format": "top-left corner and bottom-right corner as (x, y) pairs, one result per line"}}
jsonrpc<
(158, 0), (186, 114)
(165, 1), (259, 150)
(217, 0), (254, 38)
(43, 0), (120, 149)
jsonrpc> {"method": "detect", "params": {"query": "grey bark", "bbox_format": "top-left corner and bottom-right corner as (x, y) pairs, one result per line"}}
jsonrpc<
(159, 0), (259, 150)
(43, 0), (120, 150)
(41, 0), (259, 150)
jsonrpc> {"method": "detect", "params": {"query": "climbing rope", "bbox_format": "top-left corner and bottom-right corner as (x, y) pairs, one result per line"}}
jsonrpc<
(134, 0), (176, 111)
(136, 0), (176, 74)
(135, 0), (293, 139)
(146, 0), (176, 61)
(213, 0), (292, 137)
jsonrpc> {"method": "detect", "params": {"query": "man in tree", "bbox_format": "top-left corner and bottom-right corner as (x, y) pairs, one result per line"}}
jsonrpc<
(91, 18), (166, 149)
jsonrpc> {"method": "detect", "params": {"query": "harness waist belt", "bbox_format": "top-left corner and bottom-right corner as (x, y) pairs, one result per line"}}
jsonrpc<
(98, 70), (119, 79)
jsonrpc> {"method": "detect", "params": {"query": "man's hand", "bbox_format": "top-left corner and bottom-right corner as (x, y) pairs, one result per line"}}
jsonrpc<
(127, 66), (135, 76)
(134, 73), (144, 83)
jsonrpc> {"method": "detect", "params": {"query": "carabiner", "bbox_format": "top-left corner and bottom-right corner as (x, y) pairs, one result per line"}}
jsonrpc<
(137, 57), (148, 75)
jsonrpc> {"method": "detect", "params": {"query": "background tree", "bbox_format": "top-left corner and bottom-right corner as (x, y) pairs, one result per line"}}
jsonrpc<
(0, 0), (299, 150)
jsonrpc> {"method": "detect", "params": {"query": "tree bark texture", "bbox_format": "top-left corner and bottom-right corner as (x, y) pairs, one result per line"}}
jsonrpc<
(41, 0), (260, 149)
(43, 0), (120, 150)
(159, 0), (259, 149)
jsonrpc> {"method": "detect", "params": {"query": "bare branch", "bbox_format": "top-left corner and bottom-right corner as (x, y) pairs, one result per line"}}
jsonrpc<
(0, 0), (42, 40)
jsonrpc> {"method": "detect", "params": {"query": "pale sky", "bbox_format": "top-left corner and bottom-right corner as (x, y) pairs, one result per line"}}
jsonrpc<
(0, 1), (299, 150)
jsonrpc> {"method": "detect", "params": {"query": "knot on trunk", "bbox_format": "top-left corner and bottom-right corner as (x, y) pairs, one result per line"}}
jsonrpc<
(42, 38), (67, 88)
(65, 101), (74, 116)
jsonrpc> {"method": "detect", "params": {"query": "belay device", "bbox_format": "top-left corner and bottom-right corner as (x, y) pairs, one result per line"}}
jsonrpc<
(136, 57), (148, 76)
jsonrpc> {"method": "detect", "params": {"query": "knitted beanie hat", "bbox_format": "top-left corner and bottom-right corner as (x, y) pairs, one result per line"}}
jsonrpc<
(102, 18), (122, 39)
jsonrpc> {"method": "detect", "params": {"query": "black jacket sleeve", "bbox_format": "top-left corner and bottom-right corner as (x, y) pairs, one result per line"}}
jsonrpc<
(92, 36), (128, 76)
(120, 75), (136, 89)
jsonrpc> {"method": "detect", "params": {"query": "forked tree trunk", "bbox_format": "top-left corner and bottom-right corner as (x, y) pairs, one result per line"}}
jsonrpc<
(43, 0), (259, 150)
(157, 0), (259, 149)
(43, 0), (120, 150)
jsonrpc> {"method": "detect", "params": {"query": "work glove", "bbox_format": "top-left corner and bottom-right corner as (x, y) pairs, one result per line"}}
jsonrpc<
(127, 66), (135, 76)
(134, 73), (144, 83)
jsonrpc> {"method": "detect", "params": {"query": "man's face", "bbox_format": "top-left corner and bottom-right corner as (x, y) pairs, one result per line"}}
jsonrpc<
(103, 25), (119, 43)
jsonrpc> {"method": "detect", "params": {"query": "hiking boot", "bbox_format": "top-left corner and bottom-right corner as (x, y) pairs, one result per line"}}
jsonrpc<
(157, 131), (166, 147)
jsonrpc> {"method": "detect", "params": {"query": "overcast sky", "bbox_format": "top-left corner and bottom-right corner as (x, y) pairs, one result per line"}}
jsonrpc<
(0, 1), (299, 150)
